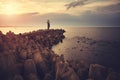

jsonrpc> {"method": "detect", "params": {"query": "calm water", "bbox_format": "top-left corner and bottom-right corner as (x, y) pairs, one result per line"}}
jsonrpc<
(63, 27), (120, 41)
(52, 27), (120, 71)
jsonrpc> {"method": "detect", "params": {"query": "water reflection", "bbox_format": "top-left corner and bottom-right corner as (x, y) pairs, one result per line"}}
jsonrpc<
(52, 27), (120, 71)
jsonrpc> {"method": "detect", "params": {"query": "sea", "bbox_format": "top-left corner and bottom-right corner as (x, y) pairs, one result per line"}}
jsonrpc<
(0, 26), (120, 71)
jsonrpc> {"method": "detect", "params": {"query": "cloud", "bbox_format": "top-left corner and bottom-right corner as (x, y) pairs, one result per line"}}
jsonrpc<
(65, 0), (88, 10)
(0, 12), (120, 27)
(0, 0), (66, 15)
(65, 0), (120, 15)
(96, 1), (120, 14)
(0, 0), (120, 27)
(19, 12), (39, 16)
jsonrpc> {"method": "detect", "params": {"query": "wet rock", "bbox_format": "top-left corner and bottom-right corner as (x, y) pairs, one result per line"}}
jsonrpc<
(88, 64), (108, 80)
(56, 61), (80, 80)
(68, 60), (87, 80)
(77, 61), (89, 80)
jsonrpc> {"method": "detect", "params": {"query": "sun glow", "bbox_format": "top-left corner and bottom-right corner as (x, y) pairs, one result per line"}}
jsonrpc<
(2, 2), (20, 15)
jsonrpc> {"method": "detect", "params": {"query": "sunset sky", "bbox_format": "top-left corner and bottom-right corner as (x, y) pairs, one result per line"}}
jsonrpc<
(0, 0), (120, 27)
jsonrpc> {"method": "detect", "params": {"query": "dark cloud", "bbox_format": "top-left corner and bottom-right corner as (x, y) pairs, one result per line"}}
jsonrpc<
(97, 2), (120, 14)
(65, 0), (120, 14)
(19, 12), (39, 16)
(65, 0), (88, 10)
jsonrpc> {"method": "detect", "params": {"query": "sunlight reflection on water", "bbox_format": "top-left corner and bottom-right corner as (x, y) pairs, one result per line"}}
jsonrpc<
(52, 27), (120, 70)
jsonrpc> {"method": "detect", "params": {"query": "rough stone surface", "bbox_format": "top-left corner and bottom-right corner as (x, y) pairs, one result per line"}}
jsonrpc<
(106, 72), (120, 80)
(26, 73), (39, 80)
(24, 59), (37, 75)
(88, 64), (108, 80)
(0, 29), (119, 80)
(13, 74), (24, 80)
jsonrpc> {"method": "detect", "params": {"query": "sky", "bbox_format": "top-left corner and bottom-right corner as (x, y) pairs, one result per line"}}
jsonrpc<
(0, 0), (120, 27)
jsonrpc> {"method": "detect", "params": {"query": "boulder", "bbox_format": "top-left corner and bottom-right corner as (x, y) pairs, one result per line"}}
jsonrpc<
(37, 61), (49, 76)
(0, 43), (3, 52)
(33, 50), (49, 73)
(26, 73), (39, 80)
(42, 48), (50, 59)
(33, 51), (43, 64)
(86, 79), (94, 80)
(106, 72), (120, 80)
(6, 54), (18, 73)
(13, 74), (24, 80)
(68, 68), (80, 80)
(77, 61), (89, 80)
(88, 64), (108, 80)
(77, 66), (88, 80)
(19, 50), (27, 60)
(56, 61), (80, 80)
(24, 59), (37, 75)
(0, 29), (66, 80)
(0, 54), (19, 79)
(43, 73), (53, 80)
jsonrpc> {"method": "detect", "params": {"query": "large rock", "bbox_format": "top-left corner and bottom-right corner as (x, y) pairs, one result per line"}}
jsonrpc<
(33, 50), (49, 74)
(77, 62), (88, 80)
(78, 68), (88, 80)
(13, 74), (24, 80)
(36, 61), (49, 79)
(24, 59), (37, 75)
(42, 48), (51, 59)
(106, 72), (120, 80)
(0, 54), (18, 77)
(26, 73), (39, 80)
(56, 61), (80, 80)
(43, 73), (53, 80)
(0, 29), (66, 80)
(0, 43), (3, 52)
(86, 79), (94, 80)
(33, 50), (43, 64)
(88, 64), (108, 80)
(19, 49), (27, 60)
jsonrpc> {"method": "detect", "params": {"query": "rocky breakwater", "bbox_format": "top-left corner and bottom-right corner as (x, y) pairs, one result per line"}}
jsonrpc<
(0, 29), (120, 80)
(0, 29), (65, 80)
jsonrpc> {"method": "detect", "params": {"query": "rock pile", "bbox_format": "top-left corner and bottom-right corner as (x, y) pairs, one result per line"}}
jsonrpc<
(0, 29), (119, 80)
(0, 29), (65, 80)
